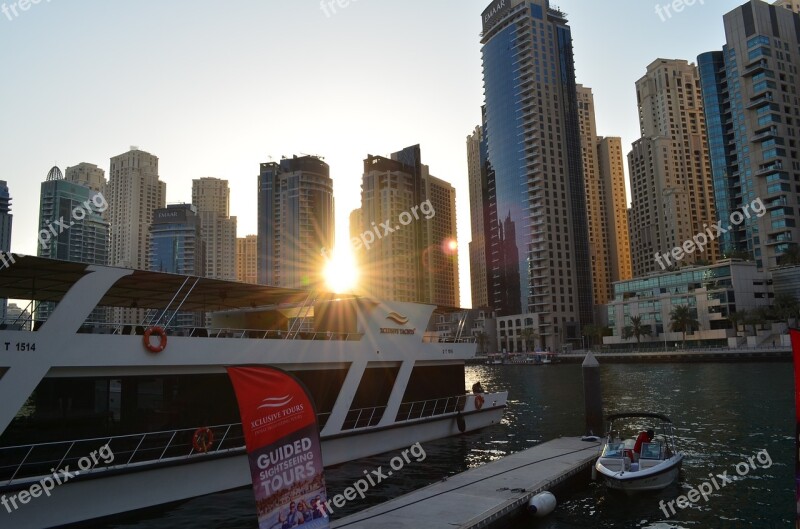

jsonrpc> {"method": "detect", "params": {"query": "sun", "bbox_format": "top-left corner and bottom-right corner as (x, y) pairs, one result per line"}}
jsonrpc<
(323, 248), (359, 294)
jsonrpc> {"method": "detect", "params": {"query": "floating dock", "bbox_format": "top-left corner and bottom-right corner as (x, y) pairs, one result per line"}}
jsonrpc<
(331, 437), (601, 529)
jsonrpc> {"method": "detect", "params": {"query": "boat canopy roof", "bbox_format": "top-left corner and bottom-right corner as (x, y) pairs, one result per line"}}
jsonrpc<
(0, 255), (353, 311)
(606, 412), (672, 424)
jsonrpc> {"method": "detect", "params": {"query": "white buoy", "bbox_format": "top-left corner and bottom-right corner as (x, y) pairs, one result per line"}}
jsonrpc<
(527, 491), (557, 517)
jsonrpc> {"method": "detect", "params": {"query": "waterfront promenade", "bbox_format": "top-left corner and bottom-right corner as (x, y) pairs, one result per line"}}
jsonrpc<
(470, 346), (791, 364)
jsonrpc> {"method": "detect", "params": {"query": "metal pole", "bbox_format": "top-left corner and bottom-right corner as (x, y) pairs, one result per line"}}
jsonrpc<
(582, 352), (604, 437)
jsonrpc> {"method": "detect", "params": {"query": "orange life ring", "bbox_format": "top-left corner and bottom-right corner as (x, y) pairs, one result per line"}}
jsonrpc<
(474, 394), (485, 410)
(192, 427), (215, 453)
(143, 326), (167, 353)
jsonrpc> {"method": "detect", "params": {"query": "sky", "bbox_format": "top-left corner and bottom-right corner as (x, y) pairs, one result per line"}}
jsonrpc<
(0, 0), (748, 307)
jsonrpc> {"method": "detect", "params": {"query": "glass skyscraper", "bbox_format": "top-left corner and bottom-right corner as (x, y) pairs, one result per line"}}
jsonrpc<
(698, 0), (800, 269)
(257, 156), (334, 289)
(479, 0), (593, 349)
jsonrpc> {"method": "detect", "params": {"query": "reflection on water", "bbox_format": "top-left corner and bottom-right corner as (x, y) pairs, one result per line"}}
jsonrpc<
(108, 363), (794, 528)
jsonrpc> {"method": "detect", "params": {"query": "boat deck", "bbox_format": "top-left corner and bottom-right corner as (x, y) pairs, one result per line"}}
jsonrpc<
(331, 437), (601, 529)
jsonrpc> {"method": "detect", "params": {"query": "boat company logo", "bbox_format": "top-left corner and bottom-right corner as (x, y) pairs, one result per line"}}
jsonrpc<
(386, 312), (409, 325)
(250, 393), (305, 430)
(257, 395), (294, 410)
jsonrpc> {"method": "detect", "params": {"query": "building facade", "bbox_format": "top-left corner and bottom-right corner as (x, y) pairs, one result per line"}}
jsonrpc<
(36, 166), (110, 322)
(358, 145), (459, 307)
(598, 137), (634, 285)
(192, 178), (237, 281)
(605, 260), (771, 347)
(109, 148), (166, 270)
(236, 235), (258, 284)
(65, 163), (107, 195)
(149, 204), (205, 327)
(479, 0), (593, 350)
(576, 85), (613, 310)
(698, 0), (800, 269)
(467, 125), (489, 309)
(629, 59), (721, 277)
(258, 156), (334, 289)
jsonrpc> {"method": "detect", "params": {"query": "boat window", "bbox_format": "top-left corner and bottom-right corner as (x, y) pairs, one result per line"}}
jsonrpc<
(641, 442), (662, 460)
(602, 442), (624, 458)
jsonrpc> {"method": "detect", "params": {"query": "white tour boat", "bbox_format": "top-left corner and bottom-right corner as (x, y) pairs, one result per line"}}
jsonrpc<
(0, 256), (508, 528)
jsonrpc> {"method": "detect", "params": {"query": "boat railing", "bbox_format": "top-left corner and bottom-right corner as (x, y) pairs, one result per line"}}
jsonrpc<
(65, 323), (363, 341)
(421, 336), (476, 343)
(0, 422), (246, 487)
(395, 395), (469, 422)
(339, 395), (469, 431)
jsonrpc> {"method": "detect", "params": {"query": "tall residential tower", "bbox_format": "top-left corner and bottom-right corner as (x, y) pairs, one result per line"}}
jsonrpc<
(257, 156), (334, 289)
(699, 0), (800, 269)
(480, 0), (593, 349)
(192, 177), (237, 281)
(628, 59), (720, 277)
(358, 145), (460, 307)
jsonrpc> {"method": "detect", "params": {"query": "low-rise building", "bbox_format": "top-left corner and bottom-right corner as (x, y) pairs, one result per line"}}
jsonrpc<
(605, 260), (771, 348)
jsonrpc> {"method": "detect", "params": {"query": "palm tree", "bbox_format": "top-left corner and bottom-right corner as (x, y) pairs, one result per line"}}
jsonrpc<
(521, 328), (539, 353)
(670, 305), (699, 348)
(745, 307), (768, 336)
(583, 325), (607, 350)
(630, 316), (651, 346)
(771, 293), (800, 326)
(728, 310), (744, 337)
(475, 331), (487, 355)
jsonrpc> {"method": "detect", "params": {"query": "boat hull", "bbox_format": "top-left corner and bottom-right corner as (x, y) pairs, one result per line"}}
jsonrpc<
(1, 405), (504, 529)
(596, 455), (683, 493)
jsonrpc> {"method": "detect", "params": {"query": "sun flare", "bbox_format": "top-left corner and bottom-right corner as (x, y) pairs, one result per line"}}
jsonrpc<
(323, 248), (359, 294)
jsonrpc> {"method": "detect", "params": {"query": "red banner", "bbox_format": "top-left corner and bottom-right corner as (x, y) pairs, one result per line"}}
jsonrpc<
(227, 367), (330, 529)
(791, 329), (800, 527)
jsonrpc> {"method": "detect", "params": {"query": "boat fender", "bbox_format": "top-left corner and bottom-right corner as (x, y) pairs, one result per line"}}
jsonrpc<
(581, 435), (601, 442)
(192, 427), (215, 453)
(456, 411), (466, 433)
(144, 326), (168, 353)
(474, 394), (485, 410)
(527, 491), (556, 517)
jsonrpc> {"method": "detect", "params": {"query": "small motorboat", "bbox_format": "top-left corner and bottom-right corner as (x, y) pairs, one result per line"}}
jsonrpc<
(594, 412), (683, 493)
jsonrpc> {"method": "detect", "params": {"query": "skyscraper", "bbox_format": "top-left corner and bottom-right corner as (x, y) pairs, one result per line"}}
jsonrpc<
(109, 148), (166, 270)
(192, 178), (237, 281)
(480, 0), (593, 349)
(236, 235), (258, 284)
(257, 156), (334, 289)
(467, 125), (489, 309)
(65, 163), (107, 195)
(628, 59), (720, 277)
(698, 0), (800, 269)
(358, 145), (459, 306)
(0, 181), (11, 322)
(38, 166), (109, 263)
(576, 85), (613, 309)
(598, 137), (634, 284)
(149, 204), (205, 327)
(36, 167), (110, 323)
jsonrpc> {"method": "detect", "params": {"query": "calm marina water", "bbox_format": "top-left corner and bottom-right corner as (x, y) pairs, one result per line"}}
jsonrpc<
(107, 363), (795, 528)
